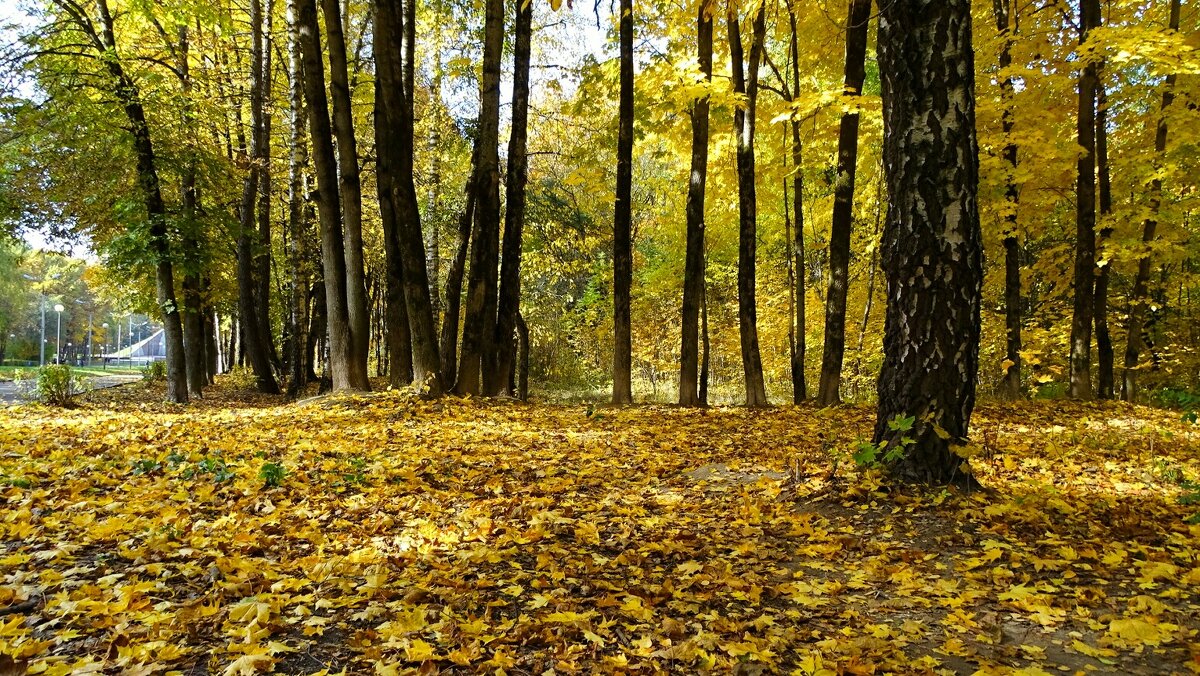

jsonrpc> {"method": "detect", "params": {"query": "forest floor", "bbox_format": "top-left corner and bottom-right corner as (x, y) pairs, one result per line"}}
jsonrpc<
(0, 380), (1198, 675)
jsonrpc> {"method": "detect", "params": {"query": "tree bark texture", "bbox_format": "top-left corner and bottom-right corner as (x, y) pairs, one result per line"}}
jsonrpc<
(728, 4), (768, 407)
(296, 0), (357, 391)
(874, 0), (983, 485)
(611, 0), (635, 404)
(493, 0), (533, 396)
(817, 0), (871, 406)
(788, 1), (807, 404)
(1069, 0), (1100, 399)
(679, 0), (712, 407)
(1094, 75), (1114, 399)
(994, 0), (1022, 400)
(456, 0), (504, 395)
(320, 0), (371, 389)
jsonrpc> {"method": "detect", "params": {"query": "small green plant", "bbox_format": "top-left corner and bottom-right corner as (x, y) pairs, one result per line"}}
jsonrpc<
(1150, 388), (1200, 424)
(142, 360), (167, 382)
(342, 456), (369, 486)
(1179, 479), (1200, 524)
(182, 456), (236, 483)
(34, 364), (85, 406)
(851, 415), (915, 468)
(259, 461), (286, 488)
(131, 458), (163, 475)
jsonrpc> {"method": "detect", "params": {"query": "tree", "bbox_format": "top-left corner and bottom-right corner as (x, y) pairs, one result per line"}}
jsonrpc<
(994, 0), (1022, 400)
(1122, 0), (1181, 401)
(1068, 0), (1100, 400)
(320, 0), (371, 389)
(786, 0), (806, 404)
(611, 0), (635, 404)
(728, 0), (768, 407)
(237, 0), (281, 395)
(376, 0), (444, 394)
(456, 0), (504, 396)
(874, 0), (982, 484)
(816, 0), (871, 406)
(493, 0), (533, 396)
(90, 0), (189, 403)
(285, 0), (310, 396)
(678, 0), (712, 407)
(295, 0), (359, 392)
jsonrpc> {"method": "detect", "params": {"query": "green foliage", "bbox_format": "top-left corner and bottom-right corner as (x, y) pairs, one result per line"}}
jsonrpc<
(258, 461), (285, 488)
(130, 458), (163, 475)
(142, 360), (167, 382)
(180, 456), (236, 484)
(1151, 388), (1200, 423)
(35, 364), (84, 406)
(851, 415), (915, 468)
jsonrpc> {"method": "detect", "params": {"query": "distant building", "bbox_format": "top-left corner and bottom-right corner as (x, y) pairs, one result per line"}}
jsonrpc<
(103, 329), (166, 365)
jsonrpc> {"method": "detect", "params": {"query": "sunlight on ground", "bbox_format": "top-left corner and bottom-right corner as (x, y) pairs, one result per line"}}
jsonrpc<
(0, 381), (1198, 674)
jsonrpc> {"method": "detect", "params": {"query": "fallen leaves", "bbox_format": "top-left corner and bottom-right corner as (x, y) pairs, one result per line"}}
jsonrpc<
(0, 385), (1199, 673)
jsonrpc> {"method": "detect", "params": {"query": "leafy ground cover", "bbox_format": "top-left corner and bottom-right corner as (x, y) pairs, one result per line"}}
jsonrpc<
(1, 381), (1199, 674)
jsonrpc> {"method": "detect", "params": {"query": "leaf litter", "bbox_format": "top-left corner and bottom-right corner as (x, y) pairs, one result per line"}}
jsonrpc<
(0, 381), (1198, 674)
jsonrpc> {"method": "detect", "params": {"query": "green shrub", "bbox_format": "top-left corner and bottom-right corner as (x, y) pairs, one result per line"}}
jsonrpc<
(142, 360), (167, 382)
(259, 461), (286, 488)
(35, 365), (84, 406)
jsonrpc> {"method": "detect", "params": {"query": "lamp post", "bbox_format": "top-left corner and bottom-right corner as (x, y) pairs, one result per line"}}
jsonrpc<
(101, 323), (109, 370)
(54, 303), (64, 364)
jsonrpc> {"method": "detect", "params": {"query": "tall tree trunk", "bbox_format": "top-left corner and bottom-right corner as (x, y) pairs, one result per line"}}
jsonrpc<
(376, 0), (444, 393)
(699, 270), (710, 406)
(1123, 0), (1180, 401)
(237, 0), (281, 394)
(456, 0), (504, 395)
(874, 0), (982, 485)
(516, 311), (529, 401)
(816, 0), (871, 406)
(296, 0), (357, 391)
(679, 0), (712, 407)
(320, 0), (371, 389)
(286, 0), (309, 396)
(995, 0), (1023, 400)
(1069, 0), (1100, 399)
(205, 303), (219, 380)
(611, 0), (635, 404)
(94, 0), (188, 403)
(1093, 75), (1114, 399)
(177, 24), (207, 398)
(728, 3), (768, 407)
(492, 0), (534, 396)
(257, 1), (278, 370)
(788, 0), (807, 403)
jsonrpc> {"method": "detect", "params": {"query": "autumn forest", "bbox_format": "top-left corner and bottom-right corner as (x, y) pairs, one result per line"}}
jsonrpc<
(0, 0), (1198, 672)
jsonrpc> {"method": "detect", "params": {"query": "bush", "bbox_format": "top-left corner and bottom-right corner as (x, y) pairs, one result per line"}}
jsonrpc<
(142, 360), (167, 382)
(35, 365), (84, 406)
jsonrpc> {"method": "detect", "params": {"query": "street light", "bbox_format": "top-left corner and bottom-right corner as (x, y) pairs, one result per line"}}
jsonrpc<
(54, 303), (64, 364)
(101, 323), (108, 370)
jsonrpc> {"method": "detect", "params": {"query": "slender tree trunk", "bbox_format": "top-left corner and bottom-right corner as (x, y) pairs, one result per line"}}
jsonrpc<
(1123, 0), (1180, 401)
(286, 0), (309, 396)
(516, 311), (529, 401)
(995, 0), (1023, 400)
(320, 0), (371, 389)
(374, 12), (414, 387)
(679, 0), (712, 407)
(1069, 0), (1100, 399)
(611, 0), (635, 404)
(817, 0), (871, 406)
(257, 1), (277, 370)
(205, 303), (219, 380)
(728, 4), (768, 407)
(95, 0), (187, 403)
(376, 0), (443, 393)
(492, 0), (533, 396)
(788, 1), (807, 403)
(456, 0), (504, 395)
(296, 0), (357, 391)
(441, 171), (476, 388)
(1093, 76), (1114, 399)
(874, 0), (982, 485)
(699, 270), (710, 406)
(177, 24), (207, 398)
(237, 0), (281, 394)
